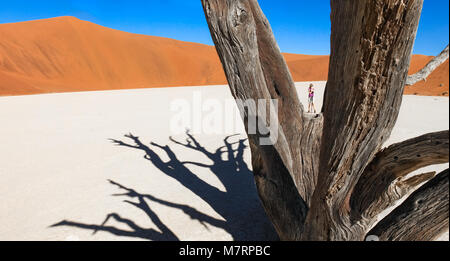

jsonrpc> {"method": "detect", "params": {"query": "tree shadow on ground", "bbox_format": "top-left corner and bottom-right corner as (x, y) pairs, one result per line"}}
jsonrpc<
(52, 131), (278, 241)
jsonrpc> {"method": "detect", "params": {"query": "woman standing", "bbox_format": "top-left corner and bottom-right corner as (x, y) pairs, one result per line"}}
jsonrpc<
(307, 83), (317, 113)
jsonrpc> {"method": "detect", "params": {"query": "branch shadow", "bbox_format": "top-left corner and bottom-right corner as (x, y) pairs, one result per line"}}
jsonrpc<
(52, 180), (180, 241)
(51, 131), (278, 241)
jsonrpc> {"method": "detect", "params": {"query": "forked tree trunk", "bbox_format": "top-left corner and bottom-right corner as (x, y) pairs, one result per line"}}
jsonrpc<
(201, 0), (449, 241)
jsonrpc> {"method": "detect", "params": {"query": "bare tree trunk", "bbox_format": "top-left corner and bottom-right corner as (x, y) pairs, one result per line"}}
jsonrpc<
(201, 0), (321, 239)
(406, 45), (449, 85)
(201, 0), (449, 241)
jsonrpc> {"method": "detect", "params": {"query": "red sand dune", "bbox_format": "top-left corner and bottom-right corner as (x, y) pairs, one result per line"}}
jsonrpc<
(0, 17), (448, 96)
(405, 55), (449, 96)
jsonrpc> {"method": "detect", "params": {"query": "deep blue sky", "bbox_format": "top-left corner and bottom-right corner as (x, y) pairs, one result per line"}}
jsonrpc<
(0, 0), (448, 55)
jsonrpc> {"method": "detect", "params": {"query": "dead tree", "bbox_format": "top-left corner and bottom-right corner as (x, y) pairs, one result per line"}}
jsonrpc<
(201, 0), (449, 241)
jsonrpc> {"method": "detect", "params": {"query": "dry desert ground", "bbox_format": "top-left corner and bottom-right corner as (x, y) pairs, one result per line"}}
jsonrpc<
(0, 81), (448, 241)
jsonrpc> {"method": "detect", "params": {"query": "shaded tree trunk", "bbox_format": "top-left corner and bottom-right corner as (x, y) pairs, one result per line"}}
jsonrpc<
(201, 0), (449, 241)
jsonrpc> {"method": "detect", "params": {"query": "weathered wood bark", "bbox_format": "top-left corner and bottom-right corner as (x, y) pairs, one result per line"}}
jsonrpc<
(367, 169), (449, 241)
(351, 130), (449, 225)
(201, 0), (322, 239)
(302, 0), (425, 241)
(201, 0), (449, 241)
(406, 44), (449, 85)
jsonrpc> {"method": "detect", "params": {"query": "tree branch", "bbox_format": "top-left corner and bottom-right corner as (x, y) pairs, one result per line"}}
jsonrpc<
(366, 169), (449, 241)
(406, 44), (449, 86)
(351, 130), (449, 223)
